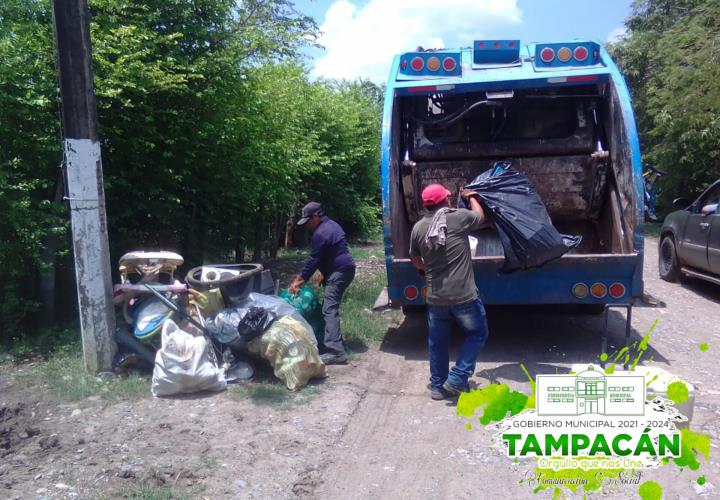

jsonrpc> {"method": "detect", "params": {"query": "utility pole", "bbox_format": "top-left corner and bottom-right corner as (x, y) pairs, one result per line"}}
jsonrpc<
(52, 0), (116, 372)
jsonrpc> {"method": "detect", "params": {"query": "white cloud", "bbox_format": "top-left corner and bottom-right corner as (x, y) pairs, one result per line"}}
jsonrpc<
(312, 0), (523, 82)
(606, 26), (627, 44)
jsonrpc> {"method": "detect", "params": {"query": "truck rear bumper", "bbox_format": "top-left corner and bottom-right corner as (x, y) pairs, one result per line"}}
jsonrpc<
(388, 253), (642, 306)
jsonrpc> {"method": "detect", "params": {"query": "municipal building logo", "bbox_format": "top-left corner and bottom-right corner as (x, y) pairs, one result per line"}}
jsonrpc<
(537, 366), (645, 416)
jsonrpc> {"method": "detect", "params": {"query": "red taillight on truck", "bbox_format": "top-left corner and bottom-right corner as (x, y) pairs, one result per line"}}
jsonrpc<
(540, 47), (555, 63)
(404, 285), (419, 300)
(574, 46), (589, 62)
(442, 57), (457, 72)
(609, 283), (626, 298)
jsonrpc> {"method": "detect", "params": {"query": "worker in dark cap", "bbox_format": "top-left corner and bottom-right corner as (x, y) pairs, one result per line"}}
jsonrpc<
(290, 202), (356, 365)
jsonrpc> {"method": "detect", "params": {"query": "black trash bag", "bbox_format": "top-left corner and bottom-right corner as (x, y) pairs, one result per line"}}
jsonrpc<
(237, 306), (277, 342)
(461, 161), (582, 273)
(207, 309), (247, 354)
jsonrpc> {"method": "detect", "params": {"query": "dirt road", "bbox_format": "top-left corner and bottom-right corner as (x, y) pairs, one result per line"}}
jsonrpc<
(1, 236), (719, 499)
(315, 237), (720, 499)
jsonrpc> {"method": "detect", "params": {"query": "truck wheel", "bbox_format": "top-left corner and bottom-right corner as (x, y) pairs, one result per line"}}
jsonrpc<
(659, 235), (680, 282)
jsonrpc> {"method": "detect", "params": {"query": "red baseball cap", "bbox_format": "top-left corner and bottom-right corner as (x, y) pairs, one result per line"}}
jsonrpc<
(421, 184), (451, 207)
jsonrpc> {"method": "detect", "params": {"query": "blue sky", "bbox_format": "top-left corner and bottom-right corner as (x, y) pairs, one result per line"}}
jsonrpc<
(294, 0), (633, 82)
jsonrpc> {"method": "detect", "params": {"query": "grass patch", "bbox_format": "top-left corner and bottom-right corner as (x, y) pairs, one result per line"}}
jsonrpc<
(15, 346), (150, 402)
(341, 267), (401, 351)
(274, 247), (309, 260)
(98, 483), (189, 500)
(0, 325), (80, 362)
(349, 241), (383, 261)
(645, 221), (662, 237)
(276, 240), (383, 262)
(232, 381), (320, 409)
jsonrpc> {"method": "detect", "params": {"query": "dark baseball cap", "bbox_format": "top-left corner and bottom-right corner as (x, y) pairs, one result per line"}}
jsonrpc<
(297, 201), (323, 225)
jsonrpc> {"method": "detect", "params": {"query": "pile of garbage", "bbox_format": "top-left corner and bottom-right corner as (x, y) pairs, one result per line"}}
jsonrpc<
(112, 251), (326, 396)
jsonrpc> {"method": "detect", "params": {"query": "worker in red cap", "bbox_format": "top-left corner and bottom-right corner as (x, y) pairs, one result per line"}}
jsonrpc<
(409, 183), (490, 400)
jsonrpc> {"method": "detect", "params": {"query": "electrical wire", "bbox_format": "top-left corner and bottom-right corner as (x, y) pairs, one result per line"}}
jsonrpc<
(412, 99), (502, 128)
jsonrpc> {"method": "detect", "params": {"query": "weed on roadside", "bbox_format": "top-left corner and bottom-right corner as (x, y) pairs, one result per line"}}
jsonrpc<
(232, 382), (320, 410)
(341, 267), (400, 351)
(349, 241), (383, 260)
(95, 482), (189, 500)
(15, 347), (149, 402)
(0, 326), (80, 362)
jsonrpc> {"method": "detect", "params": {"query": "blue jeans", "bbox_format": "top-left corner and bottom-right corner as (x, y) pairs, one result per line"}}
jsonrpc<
(427, 297), (489, 391)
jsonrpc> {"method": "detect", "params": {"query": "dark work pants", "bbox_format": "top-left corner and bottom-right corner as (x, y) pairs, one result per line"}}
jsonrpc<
(322, 268), (355, 356)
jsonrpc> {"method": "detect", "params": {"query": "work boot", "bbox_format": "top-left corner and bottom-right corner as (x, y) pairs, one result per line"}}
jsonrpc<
(430, 386), (452, 400)
(320, 352), (347, 365)
(442, 381), (468, 397)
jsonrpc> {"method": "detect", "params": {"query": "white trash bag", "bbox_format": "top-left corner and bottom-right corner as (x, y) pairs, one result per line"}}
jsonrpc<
(151, 319), (226, 397)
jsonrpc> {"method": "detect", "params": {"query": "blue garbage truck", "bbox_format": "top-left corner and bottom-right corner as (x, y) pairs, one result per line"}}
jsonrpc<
(380, 40), (644, 308)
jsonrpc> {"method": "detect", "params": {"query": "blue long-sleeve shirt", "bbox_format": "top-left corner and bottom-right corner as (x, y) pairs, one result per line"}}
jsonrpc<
(300, 216), (356, 281)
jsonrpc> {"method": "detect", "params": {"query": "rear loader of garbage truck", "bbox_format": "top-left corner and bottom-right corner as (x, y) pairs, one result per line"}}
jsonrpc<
(380, 40), (644, 307)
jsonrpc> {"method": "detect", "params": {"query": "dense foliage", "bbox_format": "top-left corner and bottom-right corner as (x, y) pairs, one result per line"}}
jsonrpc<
(0, 0), (382, 339)
(610, 0), (720, 204)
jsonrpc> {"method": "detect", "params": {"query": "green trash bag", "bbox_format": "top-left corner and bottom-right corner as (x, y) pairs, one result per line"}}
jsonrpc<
(279, 285), (326, 351)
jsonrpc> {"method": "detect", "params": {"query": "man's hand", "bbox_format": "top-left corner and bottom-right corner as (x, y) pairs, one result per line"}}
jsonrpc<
(460, 188), (477, 200)
(289, 276), (305, 295)
(315, 272), (325, 286)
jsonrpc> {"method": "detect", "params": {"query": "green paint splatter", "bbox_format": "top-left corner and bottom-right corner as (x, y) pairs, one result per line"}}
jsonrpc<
(673, 429), (711, 471)
(697, 476), (706, 485)
(603, 320), (659, 372)
(614, 346), (630, 363)
(699, 342), (709, 352)
(457, 384), (532, 424)
(667, 381), (689, 404)
(604, 363), (615, 374)
(519, 363), (536, 393)
(638, 480), (662, 500)
(630, 319), (659, 370)
(646, 374), (659, 387)
(465, 423), (472, 430)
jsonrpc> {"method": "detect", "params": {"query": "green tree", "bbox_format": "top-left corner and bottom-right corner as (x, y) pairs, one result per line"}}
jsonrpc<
(0, 0), (64, 334)
(0, 0), (383, 342)
(611, 0), (720, 202)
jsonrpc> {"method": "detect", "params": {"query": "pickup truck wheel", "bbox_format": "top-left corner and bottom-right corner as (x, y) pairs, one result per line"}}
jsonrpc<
(659, 235), (680, 282)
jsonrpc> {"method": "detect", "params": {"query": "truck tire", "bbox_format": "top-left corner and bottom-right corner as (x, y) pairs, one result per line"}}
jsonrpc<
(659, 235), (680, 282)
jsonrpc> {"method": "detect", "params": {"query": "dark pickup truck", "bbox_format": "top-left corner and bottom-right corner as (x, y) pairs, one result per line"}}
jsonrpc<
(659, 179), (720, 284)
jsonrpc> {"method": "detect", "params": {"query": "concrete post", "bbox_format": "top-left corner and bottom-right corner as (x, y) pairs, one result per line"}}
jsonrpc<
(52, 0), (116, 372)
